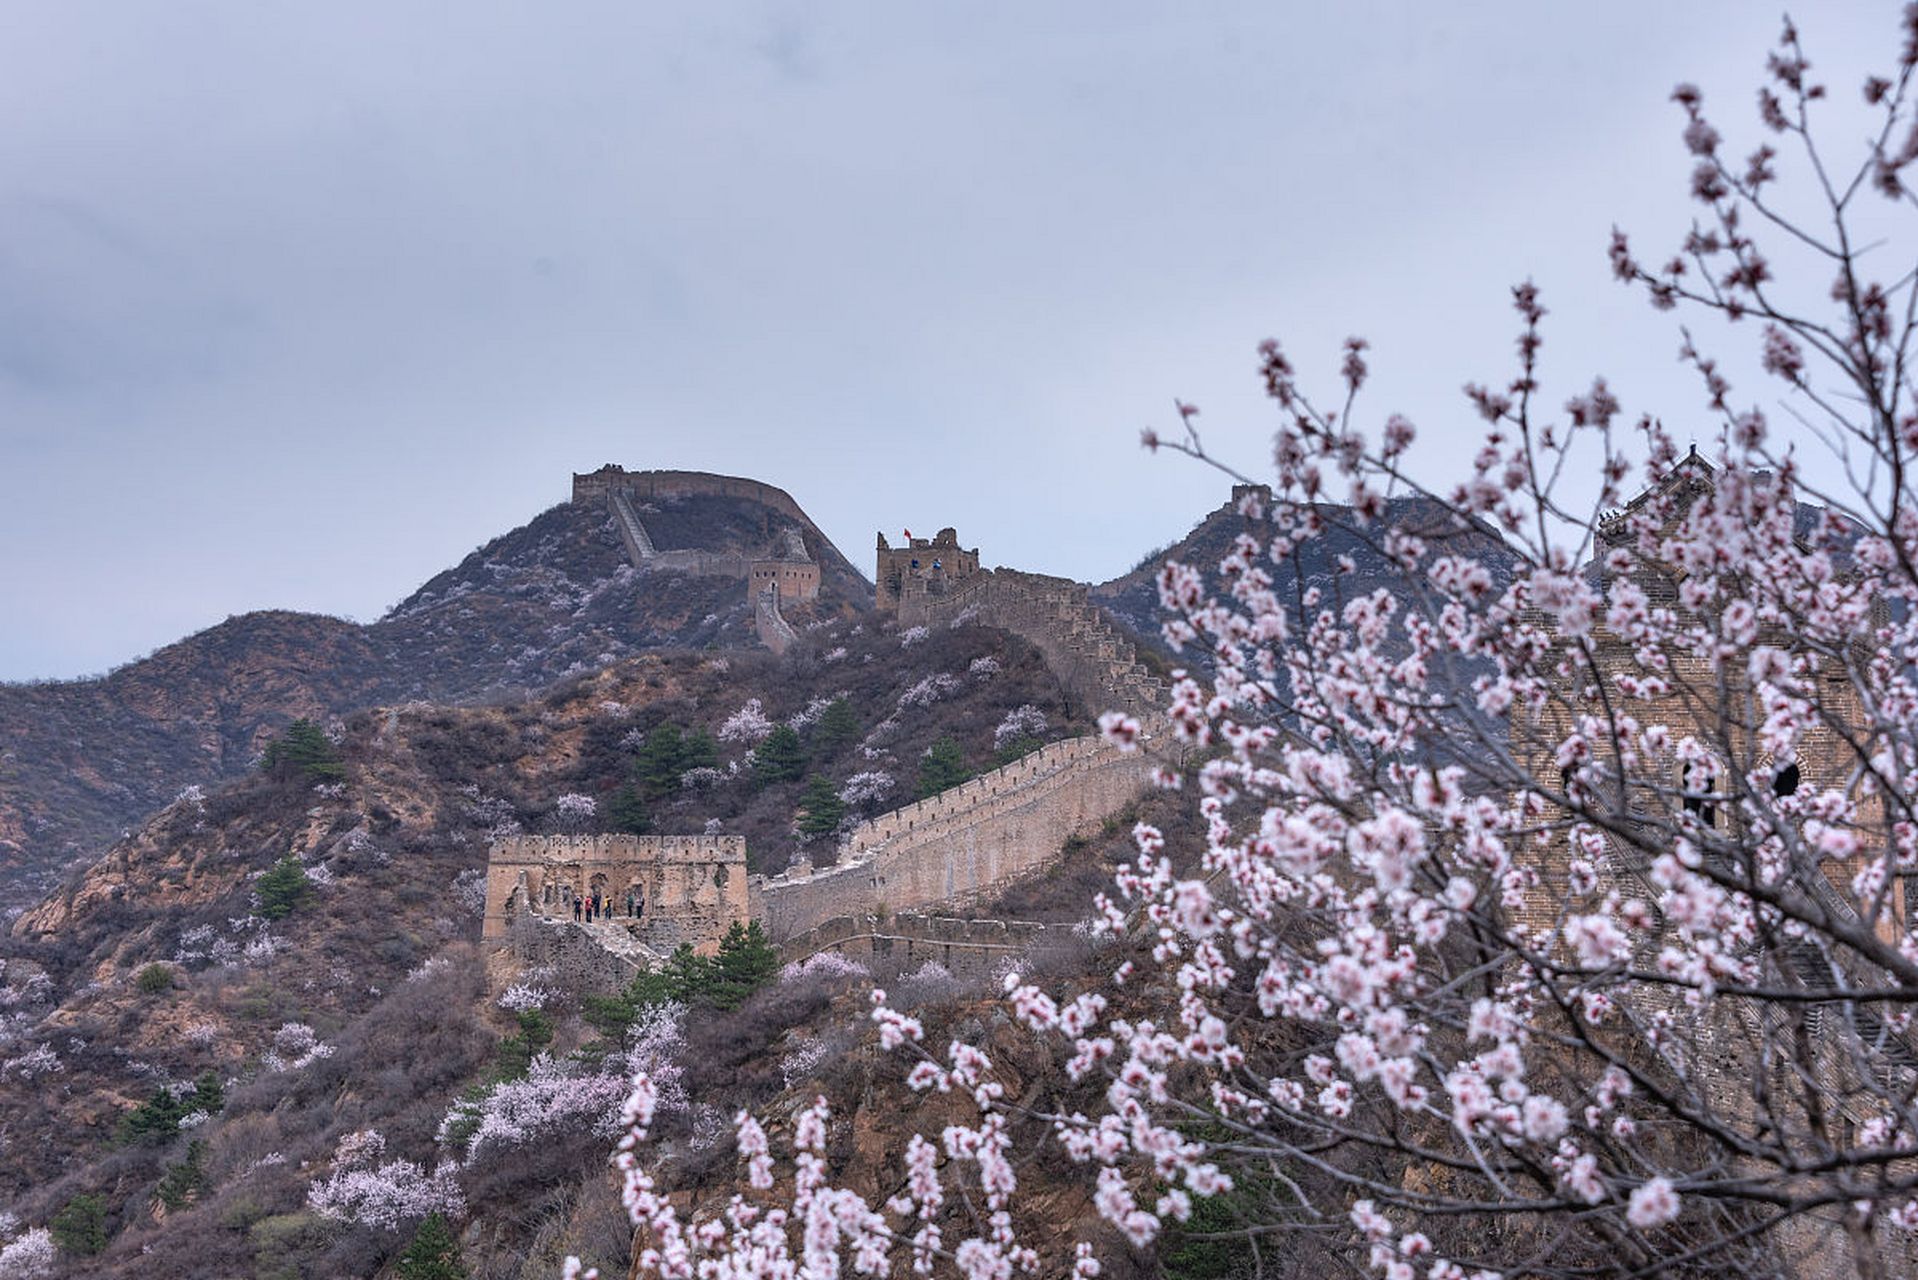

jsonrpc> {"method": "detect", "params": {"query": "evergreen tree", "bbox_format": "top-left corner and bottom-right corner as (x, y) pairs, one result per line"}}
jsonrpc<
(753, 725), (807, 785)
(261, 719), (345, 784)
(710, 921), (779, 1010)
(155, 1140), (207, 1210)
(396, 1212), (468, 1280)
(917, 736), (971, 799)
(632, 723), (687, 799)
(606, 782), (652, 835)
(680, 727), (719, 772)
(796, 775), (846, 838)
(50, 1194), (108, 1256)
(812, 697), (860, 753)
(255, 855), (311, 921)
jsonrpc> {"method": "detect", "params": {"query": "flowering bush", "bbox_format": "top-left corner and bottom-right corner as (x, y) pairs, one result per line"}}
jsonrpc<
(966, 655), (1000, 678)
(836, 771), (896, 810)
(496, 983), (554, 1014)
(0, 1227), (54, 1278)
(896, 673), (961, 712)
(571, 16), (1918, 1280)
(552, 792), (597, 831)
(0, 1045), (58, 1081)
(991, 704), (1048, 751)
(260, 1022), (333, 1073)
(307, 1129), (464, 1231)
(445, 1004), (686, 1164)
(719, 698), (775, 744)
(898, 625), (930, 647)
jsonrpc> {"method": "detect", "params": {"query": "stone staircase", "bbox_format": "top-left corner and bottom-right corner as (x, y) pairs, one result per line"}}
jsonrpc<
(608, 489), (657, 565)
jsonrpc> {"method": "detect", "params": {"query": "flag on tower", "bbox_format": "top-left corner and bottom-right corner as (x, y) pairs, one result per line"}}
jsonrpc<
(903, 528), (912, 540)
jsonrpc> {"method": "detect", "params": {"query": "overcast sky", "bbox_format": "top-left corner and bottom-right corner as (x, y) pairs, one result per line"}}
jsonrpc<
(0, 2), (1898, 680)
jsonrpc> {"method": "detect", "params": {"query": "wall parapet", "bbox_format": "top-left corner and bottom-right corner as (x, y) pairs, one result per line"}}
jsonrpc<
(757, 730), (1151, 941)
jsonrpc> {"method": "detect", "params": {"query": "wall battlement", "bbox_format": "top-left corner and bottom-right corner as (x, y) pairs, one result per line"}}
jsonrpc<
(777, 912), (1082, 982)
(899, 566), (1168, 723)
(752, 729), (1151, 941)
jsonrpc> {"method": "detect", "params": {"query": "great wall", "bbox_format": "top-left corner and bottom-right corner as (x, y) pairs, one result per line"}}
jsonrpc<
(484, 468), (1176, 983)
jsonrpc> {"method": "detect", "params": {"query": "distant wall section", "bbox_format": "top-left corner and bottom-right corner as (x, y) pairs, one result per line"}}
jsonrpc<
(753, 733), (1151, 942)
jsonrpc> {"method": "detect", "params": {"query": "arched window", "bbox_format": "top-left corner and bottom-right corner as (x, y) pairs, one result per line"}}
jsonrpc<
(1681, 762), (1718, 829)
(1772, 762), (1801, 797)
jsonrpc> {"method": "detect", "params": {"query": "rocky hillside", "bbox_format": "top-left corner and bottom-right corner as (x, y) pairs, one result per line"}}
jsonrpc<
(0, 487), (873, 914)
(0, 611), (1093, 1277)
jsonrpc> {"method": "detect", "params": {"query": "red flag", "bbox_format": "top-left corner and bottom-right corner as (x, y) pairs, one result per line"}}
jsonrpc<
(903, 528), (912, 540)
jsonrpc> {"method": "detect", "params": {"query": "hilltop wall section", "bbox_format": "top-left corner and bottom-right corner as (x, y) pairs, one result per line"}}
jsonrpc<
(898, 567), (1167, 722)
(587, 467), (825, 652)
(752, 732), (1151, 941)
(572, 466), (813, 527)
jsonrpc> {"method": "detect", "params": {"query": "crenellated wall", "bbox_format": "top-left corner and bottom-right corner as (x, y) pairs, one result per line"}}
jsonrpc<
(777, 912), (1083, 982)
(752, 732), (1152, 941)
(898, 567), (1167, 722)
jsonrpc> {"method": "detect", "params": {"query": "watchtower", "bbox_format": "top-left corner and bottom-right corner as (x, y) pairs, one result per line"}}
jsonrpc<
(875, 528), (980, 613)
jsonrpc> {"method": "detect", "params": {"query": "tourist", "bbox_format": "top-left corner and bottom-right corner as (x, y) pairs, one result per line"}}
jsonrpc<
(572, 895), (582, 922)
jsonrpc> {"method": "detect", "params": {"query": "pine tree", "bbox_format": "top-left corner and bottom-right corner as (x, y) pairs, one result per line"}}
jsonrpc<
(813, 697), (860, 753)
(710, 921), (780, 1010)
(633, 723), (687, 799)
(50, 1194), (108, 1256)
(396, 1212), (468, 1280)
(607, 782), (652, 835)
(796, 775), (846, 838)
(917, 736), (971, 799)
(753, 725), (807, 785)
(255, 855), (311, 921)
(261, 718), (345, 783)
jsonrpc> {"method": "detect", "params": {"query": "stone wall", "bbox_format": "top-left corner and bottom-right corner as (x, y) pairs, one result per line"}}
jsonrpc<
(483, 833), (751, 954)
(778, 911), (1081, 983)
(899, 567), (1167, 722)
(755, 583), (798, 656)
(505, 913), (645, 992)
(573, 465), (814, 527)
(752, 732), (1152, 941)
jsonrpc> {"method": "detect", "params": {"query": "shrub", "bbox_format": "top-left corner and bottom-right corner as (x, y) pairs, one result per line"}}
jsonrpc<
(49, 1194), (107, 1257)
(136, 962), (175, 995)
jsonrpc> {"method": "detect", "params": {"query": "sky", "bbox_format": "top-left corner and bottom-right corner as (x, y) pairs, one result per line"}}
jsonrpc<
(0, 2), (1900, 680)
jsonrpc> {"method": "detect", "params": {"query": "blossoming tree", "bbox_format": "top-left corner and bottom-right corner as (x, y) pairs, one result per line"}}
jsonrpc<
(572, 13), (1918, 1280)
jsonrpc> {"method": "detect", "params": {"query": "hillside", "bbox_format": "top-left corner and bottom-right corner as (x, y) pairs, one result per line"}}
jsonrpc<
(1092, 487), (1523, 670)
(0, 611), (1093, 1277)
(0, 482), (873, 915)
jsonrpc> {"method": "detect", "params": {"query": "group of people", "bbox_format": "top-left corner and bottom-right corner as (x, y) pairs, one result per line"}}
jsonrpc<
(567, 889), (641, 923)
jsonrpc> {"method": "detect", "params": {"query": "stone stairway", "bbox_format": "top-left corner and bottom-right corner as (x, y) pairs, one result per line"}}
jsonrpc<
(608, 489), (657, 565)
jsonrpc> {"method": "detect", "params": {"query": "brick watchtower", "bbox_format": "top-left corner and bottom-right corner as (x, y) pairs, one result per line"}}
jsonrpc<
(875, 527), (980, 613)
